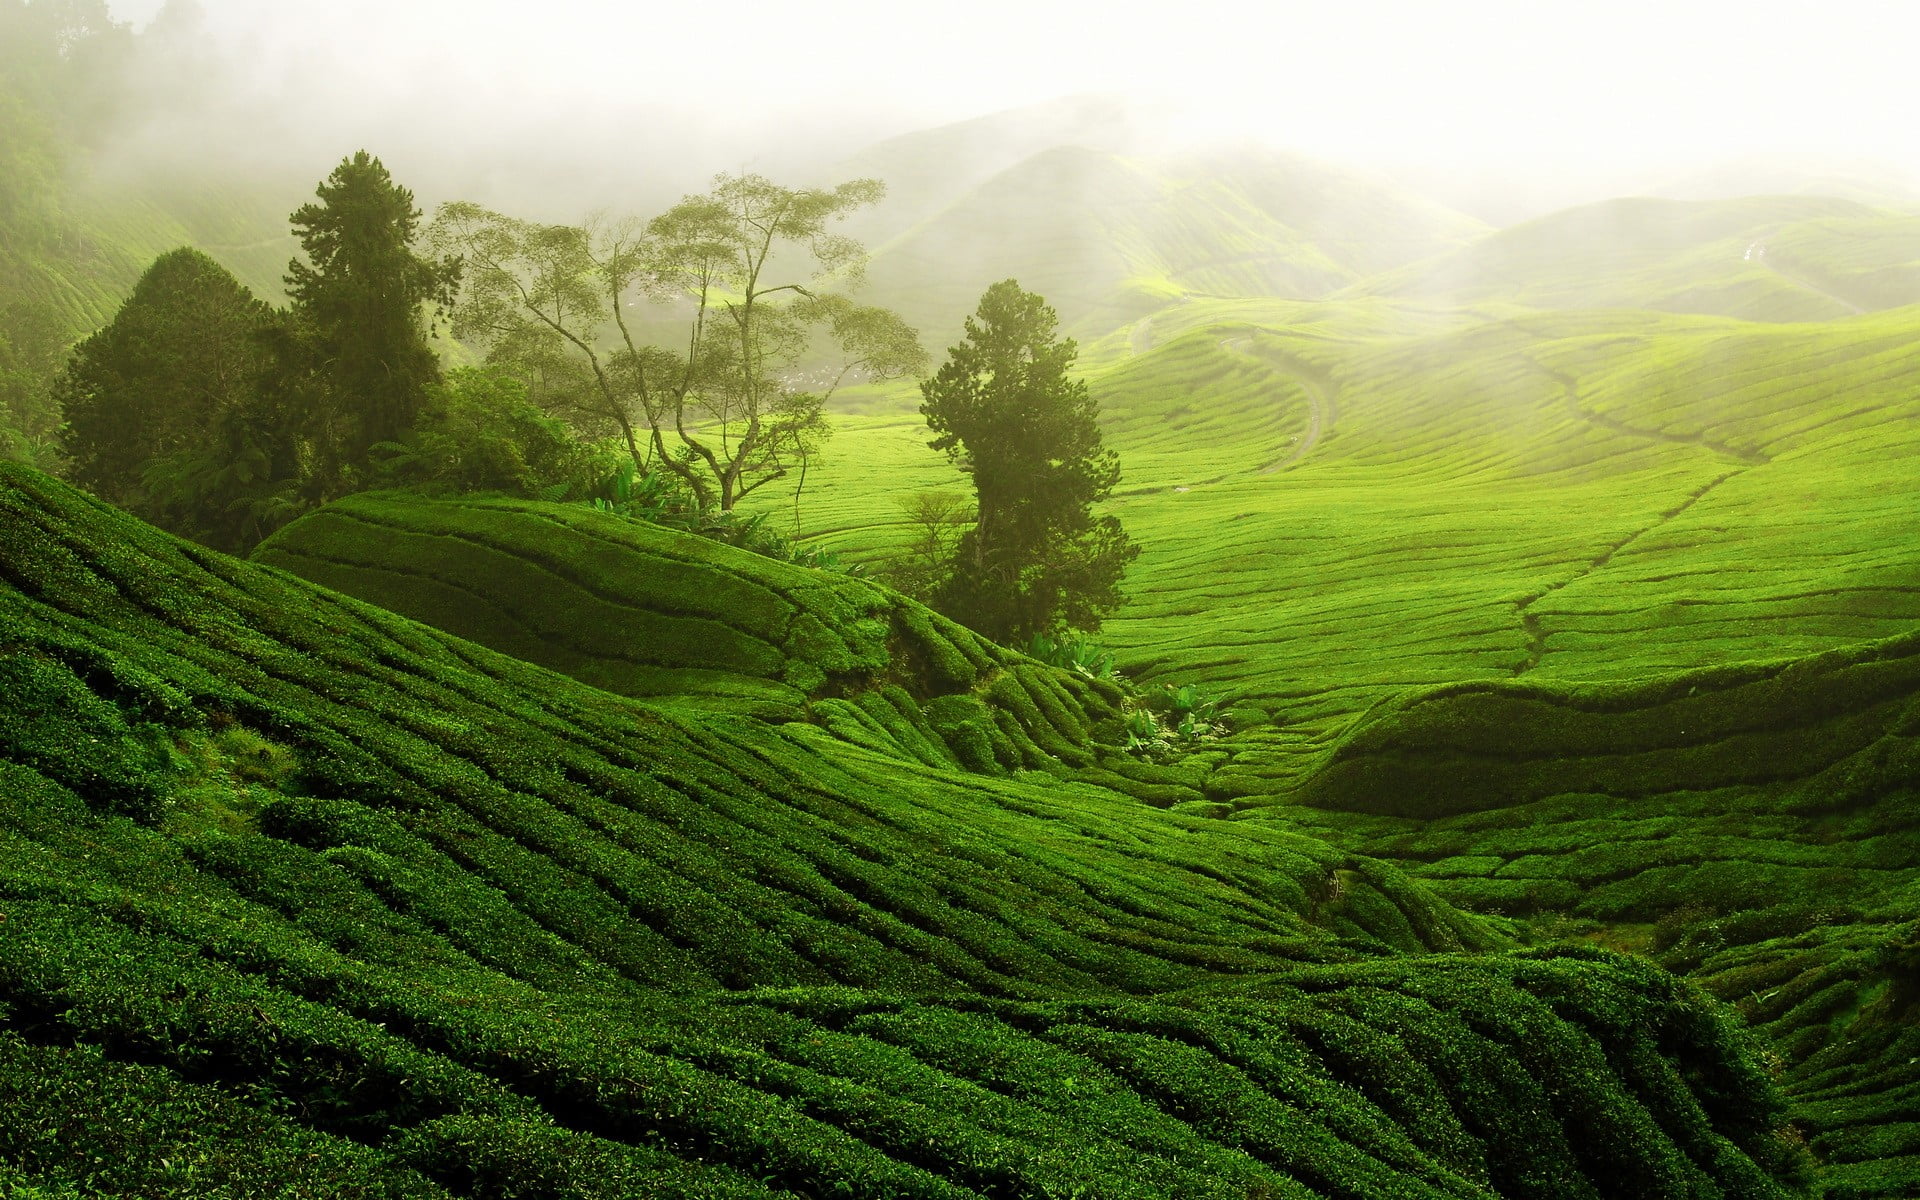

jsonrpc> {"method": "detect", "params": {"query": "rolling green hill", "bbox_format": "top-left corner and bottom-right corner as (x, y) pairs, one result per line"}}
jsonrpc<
(792, 301), (1920, 792)
(772, 291), (1920, 1194)
(6, 56), (1919, 1193)
(252, 491), (1223, 805)
(0, 461), (1827, 1198)
(1356, 196), (1920, 320)
(1271, 635), (1920, 1200)
(769, 196), (1920, 1195)
(855, 142), (1484, 349)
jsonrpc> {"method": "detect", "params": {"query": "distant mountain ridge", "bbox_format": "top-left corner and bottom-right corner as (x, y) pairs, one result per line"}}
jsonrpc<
(834, 102), (1486, 347)
(1356, 193), (1920, 319)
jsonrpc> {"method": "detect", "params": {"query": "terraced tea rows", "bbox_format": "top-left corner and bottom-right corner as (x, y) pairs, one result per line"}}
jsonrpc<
(254, 492), (1225, 805)
(0, 463), (1818, 1197)
(1257, 634), (1920, 1198)
(769, 262), (1920, 1196)
(787, 299), (1920, 800)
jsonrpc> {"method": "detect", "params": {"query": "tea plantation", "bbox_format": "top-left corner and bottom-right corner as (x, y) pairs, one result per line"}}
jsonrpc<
(251, 492), (1210, 805)
(0, 462), (1823, 1197)
(727, 247), (1920, 1195)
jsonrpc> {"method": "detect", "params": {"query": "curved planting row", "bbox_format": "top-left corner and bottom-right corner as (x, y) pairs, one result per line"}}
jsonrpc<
(1681, 909), (1920, 1200)
(2, 469), (1490, 998)
(1269, 634), (1920, 1196)
(0, 462), (1812, 1196)
(1293, 629), (1920, 821)
(253, 493), (1206, 803)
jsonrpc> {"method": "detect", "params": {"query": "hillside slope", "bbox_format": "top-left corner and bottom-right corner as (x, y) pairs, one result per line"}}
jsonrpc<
(791, 300), (1920, 806)
(1272, 635), (1920, 1199)
(1359, 196), (1920, 320)
(857, 144), (1483, 348)
(253, 492), (1219, 805)
(0, 462), (1810, 1198)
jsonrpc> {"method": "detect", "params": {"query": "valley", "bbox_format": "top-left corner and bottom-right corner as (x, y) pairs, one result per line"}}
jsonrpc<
(2, 22), (1918, 1193)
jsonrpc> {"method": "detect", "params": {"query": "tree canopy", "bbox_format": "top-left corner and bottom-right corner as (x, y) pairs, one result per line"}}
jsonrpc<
(919, 279), (1137, 641)
(284, 150), (460, 495)
(430, 173), (924, 512)
(55, 246), (270, 516)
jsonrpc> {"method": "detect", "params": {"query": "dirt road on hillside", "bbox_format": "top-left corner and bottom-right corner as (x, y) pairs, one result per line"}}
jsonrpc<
(1220, 336), (1337, 473)
(1748, 241), (1868, 315)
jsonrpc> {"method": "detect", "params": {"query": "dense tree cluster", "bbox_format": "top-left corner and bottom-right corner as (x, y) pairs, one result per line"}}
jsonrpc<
(51, 162), (934, 561)
(53, 152), (463, 549)
(12, 18), (1135, 646)
(284, 150), (461, 484)
(57, 248), (270, 518)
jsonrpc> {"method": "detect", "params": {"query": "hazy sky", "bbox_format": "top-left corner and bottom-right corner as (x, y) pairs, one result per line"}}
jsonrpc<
(102, 0), (1919, 198)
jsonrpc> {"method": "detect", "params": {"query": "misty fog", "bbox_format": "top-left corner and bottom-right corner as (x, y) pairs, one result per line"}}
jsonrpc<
(89, 0), (1920, 227)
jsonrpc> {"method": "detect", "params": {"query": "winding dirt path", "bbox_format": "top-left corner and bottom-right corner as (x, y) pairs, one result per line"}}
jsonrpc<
(1748, 241), (1868, 316)
(1535, 358), (1769, 466)
(1508, 469), (1747, 675)
(1220, 336), (1338, 474)
(1508, 358), (1774, 675)
(1130, 314), (1157, 355)
(1128, 294), (1192, 357)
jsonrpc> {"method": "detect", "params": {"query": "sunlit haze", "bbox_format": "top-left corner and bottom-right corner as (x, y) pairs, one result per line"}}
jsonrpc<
(102, 0), (1920, 214)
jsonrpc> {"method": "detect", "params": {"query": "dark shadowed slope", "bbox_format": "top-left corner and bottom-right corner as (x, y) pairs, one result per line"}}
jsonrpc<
(1271, 636), (1920, 1198)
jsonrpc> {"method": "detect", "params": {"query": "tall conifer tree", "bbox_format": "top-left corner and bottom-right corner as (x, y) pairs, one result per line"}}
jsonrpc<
(284, 150), (458, 495)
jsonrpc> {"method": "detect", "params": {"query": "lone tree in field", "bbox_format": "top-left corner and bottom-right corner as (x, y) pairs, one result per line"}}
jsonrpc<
(284, 150), (459, 495)
(428, 174), (923, 513)
(919, 280), (1138, 642)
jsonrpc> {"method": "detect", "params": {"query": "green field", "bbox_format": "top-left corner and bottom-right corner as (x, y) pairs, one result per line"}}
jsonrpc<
(788, 296), (1920, 789)
(5, 463), (1837, 1199)
(712, 194), (1920, 1194)
(9, 72), (1920, 1194)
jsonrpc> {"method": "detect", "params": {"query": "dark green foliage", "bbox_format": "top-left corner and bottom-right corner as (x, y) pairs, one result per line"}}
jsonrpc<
(0, 1032), (451, 1199)
(391, 1114), (777, 1199)
(283, 151), (459, 496)
(1294, 638), (1920, 820)
(371, 367), (614, 499)
(42, 165), (459, 556)
(1682, 913), (1920, 1199)
(0, 460), (1810, 1196)
(252, 491), (1136, 779)
(587, 458), (867, 574)
(1243, 630), (1920, 1196)
(55, 247), (272, 517)
(136, 360), (310, 553)
(920, 280), (1139, 640)
(0, 648), (176, 822)
(0, 300), (67, 469)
